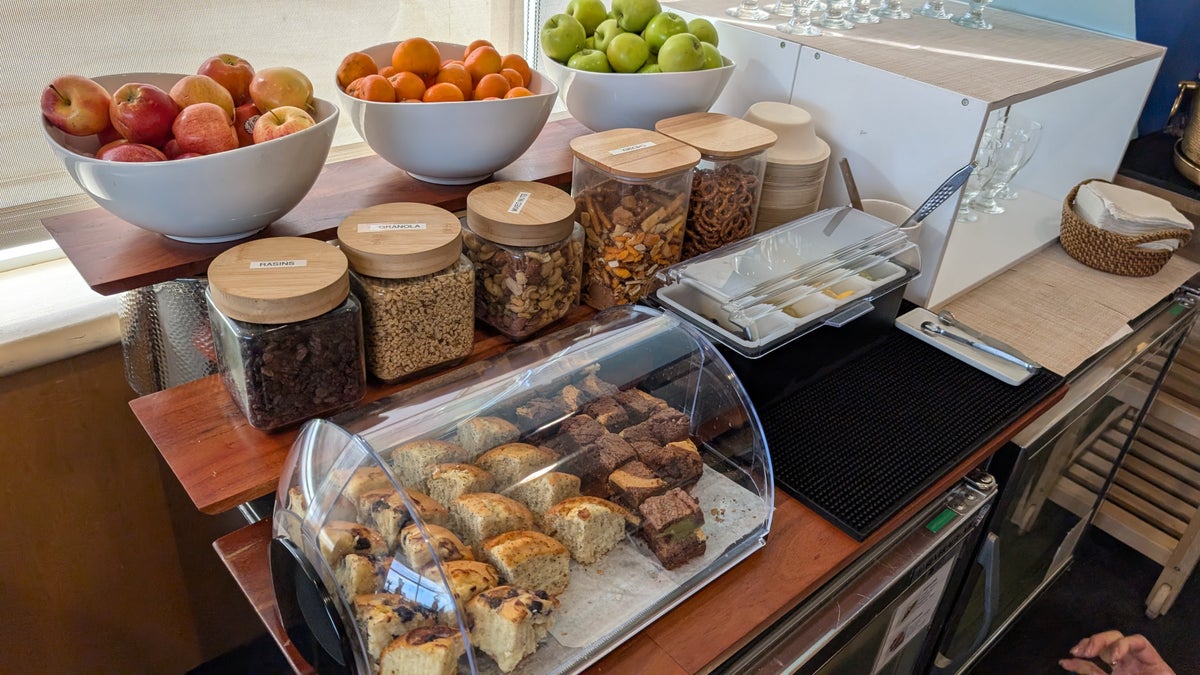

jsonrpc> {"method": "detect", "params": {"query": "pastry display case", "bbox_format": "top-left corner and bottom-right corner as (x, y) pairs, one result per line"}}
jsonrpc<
(270, 305), (774, 674)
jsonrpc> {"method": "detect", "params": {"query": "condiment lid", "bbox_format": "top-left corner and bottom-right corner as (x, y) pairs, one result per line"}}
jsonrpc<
(336, 203), (462, 279)
(654, 112), (777, 159)
(207, 236), (349, 324)
(569, 128), (701, 179)
(743, 101), (830, 166)
(466, 181), (576, 247)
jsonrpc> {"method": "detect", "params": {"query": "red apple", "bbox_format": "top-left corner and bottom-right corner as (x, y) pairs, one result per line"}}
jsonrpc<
(173, 152), (204, 160)
(110, 82), (180, 147)
(249, 66), (313, 113)
(252, 106), (315, 144)
(169, 74), (235, 118)
(233, 101), (261, 148)
(198, 53), (255, 105)
(172, 102), (237, 155)
(161, 138), (182, 159)
(97, 124), (123, 146)
(41, 74), (112, 136)
(97, 140), (168, 162)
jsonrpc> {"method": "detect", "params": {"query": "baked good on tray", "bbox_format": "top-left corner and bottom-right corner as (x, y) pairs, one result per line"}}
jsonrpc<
(352, 593), (438, 667)
(505, 471), (582, 527)
(357, 488), (450, 550)
(638, 488), (707, 570)
(424, 559), (501, 609)
(580, 395), (629, 432)
(466, 586), (559, 673)
(607, 460), (668, 510)
(319, 520), (389, 567)
(390, 439), (470, 490)
(336, 552), (389, 600)
(451, 492), (536, 554)
(481, 530), (571, 596)
(633, 439), (704, 492)
(426, 463), (496, 508)
(619, 407), (692, 445)
(399, 523), (473, 570)
(456, 416), (521, 458)
(379, 625), (465, 675)
(474, 443), (559, 489)
(613, 388), (669, 424)
(544, 496), (636, 565)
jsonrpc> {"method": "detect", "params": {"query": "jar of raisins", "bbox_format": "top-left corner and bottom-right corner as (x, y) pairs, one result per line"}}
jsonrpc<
(206, 236), (366, 432)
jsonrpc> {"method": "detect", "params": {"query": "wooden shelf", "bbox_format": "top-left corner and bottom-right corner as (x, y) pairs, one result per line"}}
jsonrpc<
(42, 117), (588, 297)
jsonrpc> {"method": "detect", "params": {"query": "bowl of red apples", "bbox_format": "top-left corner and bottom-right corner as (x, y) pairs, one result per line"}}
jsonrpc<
(40, 55), (338, 243)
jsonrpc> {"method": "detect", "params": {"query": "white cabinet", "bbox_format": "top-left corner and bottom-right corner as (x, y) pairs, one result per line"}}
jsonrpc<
(673, 0), (1164, 307)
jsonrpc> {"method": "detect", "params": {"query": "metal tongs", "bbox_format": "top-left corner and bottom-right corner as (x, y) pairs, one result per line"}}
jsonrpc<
(921, 311), (1041, 373)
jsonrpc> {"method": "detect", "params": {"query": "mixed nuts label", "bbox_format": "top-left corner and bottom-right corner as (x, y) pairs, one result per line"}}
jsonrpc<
(507, 192), (532, 214)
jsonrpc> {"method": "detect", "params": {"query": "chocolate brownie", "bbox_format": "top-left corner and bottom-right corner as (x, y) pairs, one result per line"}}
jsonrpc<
(548, 414), (606, 455)
(608, 460), (668, 509)
(619, 407), (691, 445)
(515, 397), (564, 430)
(576, 372), (619, 399)
(581, 396), (629, 432)
(638, 488), (706, 570)
(590, 433), (637, 479)
(613, 388), (669, 424)
(644, 527), (707, 570)
(642, 441), (704, 492)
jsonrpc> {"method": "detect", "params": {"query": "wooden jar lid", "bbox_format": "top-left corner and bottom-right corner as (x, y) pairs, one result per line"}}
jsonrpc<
(569, 128), (700, 179)
(655, 112), (778, 159)
(466, 181), (576, 247)
(207, 236), (349, 324)
(336, 203), (462, 279)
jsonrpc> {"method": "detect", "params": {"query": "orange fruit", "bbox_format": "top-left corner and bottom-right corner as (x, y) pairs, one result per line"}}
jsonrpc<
(337, 52), (379, 90)
(379, 65), (398, 78)
(392, 37), (441, 79)
(481, 96), (501, 101)
(500, 53), (532, 87)
(348, 74), (396, 102)
(499, 68), (524, 90)
(435, 63), (474, 100)
(464, 46), (502, 85)
(422, 81), (465, 102)
(473, 72), (510, 100)
(389, 71), (426, 101)
(463, 39), (495, 60)
(441, 58), (463, 69)
(504, 86), (533, 99)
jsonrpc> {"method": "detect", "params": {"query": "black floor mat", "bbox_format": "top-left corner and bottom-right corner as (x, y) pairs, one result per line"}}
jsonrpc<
(758, 329), (1064, 540)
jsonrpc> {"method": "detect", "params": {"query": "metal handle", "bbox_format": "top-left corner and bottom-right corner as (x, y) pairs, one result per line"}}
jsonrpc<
(933, 532), (1001, 673)
(900, 162), (974, 229)
(921, 321), (1039, 373)
(937, 311), (1042, 370)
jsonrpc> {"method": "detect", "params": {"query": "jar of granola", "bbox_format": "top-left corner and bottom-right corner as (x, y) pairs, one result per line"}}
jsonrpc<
(463, 181), (583, 340)
(205, 237), (366, 432)
(337, 203), (475, 383)
(655, 112), (777, 259)
(570, 128), (700, 309)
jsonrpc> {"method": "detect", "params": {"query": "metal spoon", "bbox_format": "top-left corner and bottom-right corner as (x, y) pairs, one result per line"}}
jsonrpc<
(921, 321), (1040, 373)
(936, 310), (1041, 370)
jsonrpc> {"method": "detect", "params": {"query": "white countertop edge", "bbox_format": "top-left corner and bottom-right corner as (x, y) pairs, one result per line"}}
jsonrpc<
(0, 258), (122, 377)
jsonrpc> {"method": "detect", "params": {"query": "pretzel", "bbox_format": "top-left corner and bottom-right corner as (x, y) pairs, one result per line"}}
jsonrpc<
(682, 163), (761, 260)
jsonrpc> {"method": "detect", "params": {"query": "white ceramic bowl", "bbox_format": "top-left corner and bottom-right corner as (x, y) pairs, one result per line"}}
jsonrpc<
(338, 41), (558, 185)
(542, 56), (735, 132)
(40, 72), (338, 244)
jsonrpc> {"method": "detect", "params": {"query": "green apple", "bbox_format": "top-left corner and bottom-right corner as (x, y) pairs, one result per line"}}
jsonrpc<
(593, 18), (626, 53)
(612, 0), (661, 33)
(606, 32), (650, 73)
(637, 62), (662, 73)
(657, 32), (706, 72)
(568, 48), (612, 72)
(642, 11), (689, 54)
(566, 0), (609, 36)
(541, 13), (588, 63)
(688, 18), (720, 47)
(584, 36), (595, 50)
(701, 41), (724, 69)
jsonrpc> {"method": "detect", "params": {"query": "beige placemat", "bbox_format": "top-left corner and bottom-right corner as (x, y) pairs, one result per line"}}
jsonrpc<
(936, 244), (1200, 376)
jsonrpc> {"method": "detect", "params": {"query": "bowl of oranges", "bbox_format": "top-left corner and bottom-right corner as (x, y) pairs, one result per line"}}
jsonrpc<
(336, 39), (558, 185)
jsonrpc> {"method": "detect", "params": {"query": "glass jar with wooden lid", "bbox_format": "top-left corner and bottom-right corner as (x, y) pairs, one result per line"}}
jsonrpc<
(462, 181), (583, 340)
(337, 203), (475, 383)
(205, 236), (366, 431)
(655, 112), (777, 259)
(570, 128), (701, 309)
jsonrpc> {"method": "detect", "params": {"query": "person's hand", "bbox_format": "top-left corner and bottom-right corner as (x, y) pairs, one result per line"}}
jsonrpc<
(1059, 630), (1175, 675)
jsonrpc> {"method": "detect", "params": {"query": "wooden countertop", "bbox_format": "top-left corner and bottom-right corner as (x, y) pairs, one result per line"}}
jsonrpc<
(214, 383), (1065, 674)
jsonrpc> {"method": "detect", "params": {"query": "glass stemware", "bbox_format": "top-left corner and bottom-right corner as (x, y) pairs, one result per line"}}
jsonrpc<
(873, 0), (911, 19)
(951, 0), (994, 29)
(728, 0), (771, 20)
(778, 0), (823, 35)
(973, 128), (1032, 214)
(957, 134), (1002, 223)
(820, 1), (855, 28)
(848, 0), (881, 23)
(998, 116), (1042, 199)
(913, 0), (953, 19)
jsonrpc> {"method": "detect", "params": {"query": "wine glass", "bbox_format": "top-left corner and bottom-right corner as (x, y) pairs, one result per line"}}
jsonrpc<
(957, 133), (1002, 222)
(778, 0), (823, 34)
(873, 0), (911, 19)
(848, 0), (881, 23)
(913, 1), (953, 19)
(728, 0), (771, 20)
(820, 1), (855, 29)
(998, 116), (1042, 200)
(973, 128), (1033, 214)
(951, 0), (994, 29)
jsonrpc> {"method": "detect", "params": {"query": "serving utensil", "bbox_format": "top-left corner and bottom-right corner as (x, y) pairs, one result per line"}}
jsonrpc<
(936, 310), (1041, 370)
(899, 162), (974, 229)
(839, 157), (864, 211)
(920, 320), (1039, 373)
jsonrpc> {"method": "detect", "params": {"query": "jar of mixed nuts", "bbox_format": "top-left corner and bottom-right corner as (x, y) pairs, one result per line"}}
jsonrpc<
(570, 128), (701, 309)
(655, 112), (777, 259)
(463, 181), (583, 340)
(336, 203), (475, 383)
(205, 237), (366, 432)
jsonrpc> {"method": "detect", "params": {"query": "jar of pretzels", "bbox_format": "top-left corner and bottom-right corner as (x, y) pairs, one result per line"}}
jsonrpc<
(463, 181), (583, 340)
(655, 112), (777, 259)
(570, 128), (701, 309)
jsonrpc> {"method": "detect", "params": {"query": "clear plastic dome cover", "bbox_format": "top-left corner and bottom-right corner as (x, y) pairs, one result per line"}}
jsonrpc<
(273, 305), (774, 674)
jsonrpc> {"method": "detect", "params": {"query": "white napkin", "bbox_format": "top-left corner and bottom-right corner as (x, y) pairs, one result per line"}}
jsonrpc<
(1073, 181), (1193, 251)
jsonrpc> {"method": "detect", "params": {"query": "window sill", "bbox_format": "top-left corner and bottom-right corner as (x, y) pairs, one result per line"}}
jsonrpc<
(0, 258), (121, 377)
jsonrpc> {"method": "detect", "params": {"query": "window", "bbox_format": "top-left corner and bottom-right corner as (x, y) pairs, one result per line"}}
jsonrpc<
(2, 1), (527, 272)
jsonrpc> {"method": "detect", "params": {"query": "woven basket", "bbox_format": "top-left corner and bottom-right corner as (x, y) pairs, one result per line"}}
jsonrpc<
(1059, 179), (1193, 277)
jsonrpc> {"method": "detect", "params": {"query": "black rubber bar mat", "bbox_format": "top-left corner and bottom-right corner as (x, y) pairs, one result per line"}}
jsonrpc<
(757, 328), (1064, 541)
